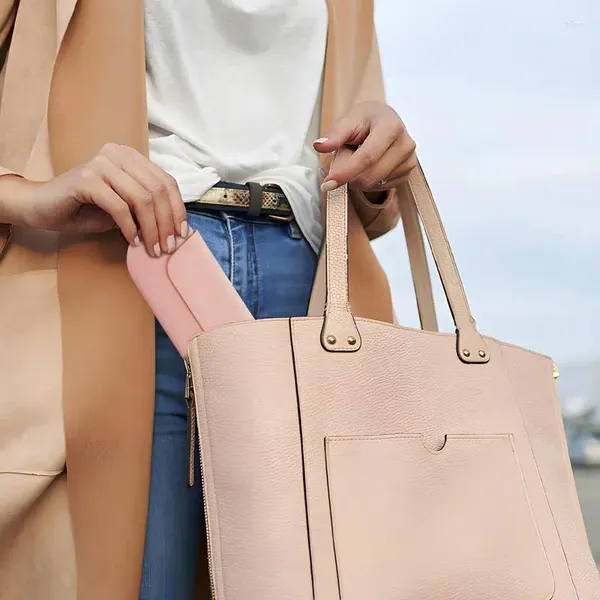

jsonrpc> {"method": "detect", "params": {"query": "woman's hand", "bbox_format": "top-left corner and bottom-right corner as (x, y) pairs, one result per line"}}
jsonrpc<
(314, 101), (417, 195)
(0, 143), (188, 257)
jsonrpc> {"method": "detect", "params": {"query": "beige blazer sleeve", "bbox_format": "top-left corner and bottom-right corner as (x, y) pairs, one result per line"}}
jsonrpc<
(350, 26), (407, 241)
(0, 1), (19, 260)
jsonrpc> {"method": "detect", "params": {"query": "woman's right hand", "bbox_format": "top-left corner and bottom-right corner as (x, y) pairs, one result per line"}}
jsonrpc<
(0, 143), (188, 257)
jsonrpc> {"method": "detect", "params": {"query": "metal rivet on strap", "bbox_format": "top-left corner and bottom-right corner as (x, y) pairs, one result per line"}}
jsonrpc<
(347, 336), (357, 346)
(478, 350), (487, 358)
(326, 335), (337, 345)
(462, 349), (471, 358)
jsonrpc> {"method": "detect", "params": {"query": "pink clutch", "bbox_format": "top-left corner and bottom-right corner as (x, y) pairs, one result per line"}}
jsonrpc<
(126, 231), (253, 357)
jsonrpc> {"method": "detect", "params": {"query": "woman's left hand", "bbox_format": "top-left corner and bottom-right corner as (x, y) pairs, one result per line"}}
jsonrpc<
(313, 101), (417, 194)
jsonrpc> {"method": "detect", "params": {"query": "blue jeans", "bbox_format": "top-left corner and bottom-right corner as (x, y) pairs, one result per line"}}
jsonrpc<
(139, 209), (317, 599)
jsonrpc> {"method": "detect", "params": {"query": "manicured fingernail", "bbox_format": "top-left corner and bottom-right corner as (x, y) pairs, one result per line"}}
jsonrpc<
(321, 180), (339, 192)
(167, 235), (176, 253)
(154, 243), (161, 258)
(314, 137), (329, 145)
(133, 235), (141, 247)
(180, 221), (189, 238)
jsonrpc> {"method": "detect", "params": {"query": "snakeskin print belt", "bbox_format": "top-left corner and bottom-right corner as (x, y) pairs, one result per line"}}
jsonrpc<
(189, 181), (293, 221)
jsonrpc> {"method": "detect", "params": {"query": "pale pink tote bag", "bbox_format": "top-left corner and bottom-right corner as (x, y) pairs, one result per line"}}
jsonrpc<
(187, 164), (600, 600)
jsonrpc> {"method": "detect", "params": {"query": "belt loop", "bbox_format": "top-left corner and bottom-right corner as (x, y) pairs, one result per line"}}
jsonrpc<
(288, 220), (303, 240)
(246, 182), (263, 217)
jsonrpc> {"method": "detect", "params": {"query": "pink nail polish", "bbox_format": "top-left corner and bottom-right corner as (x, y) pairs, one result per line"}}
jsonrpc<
(180, 221), (189, 238)
(321, 180), (339, 193)
(167, 235), (176, 253)
(133, 235), (141, 247)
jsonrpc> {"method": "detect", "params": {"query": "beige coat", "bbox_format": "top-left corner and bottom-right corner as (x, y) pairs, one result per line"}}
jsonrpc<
(0, 1), (407, 597)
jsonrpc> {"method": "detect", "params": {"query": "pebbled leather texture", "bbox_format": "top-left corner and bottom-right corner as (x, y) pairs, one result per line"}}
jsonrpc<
(325, 433), (554, 600)
(406, 164), (489, 362)
(187, 162), (600, 599)
(320, 185), (361, 352)
(322, 180), (488, 362)
(323, 185), (351, 315)
(308, 181), (438, 333)
(189, 318), (600, 599)
(396, 182), (438, 332)
(189, 320), (313, 600)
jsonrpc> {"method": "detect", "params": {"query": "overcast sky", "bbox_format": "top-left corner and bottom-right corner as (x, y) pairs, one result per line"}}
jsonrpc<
(373, 0), (599, 365)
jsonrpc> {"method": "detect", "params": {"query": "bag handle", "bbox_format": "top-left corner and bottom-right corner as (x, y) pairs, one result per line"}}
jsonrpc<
(307, 190), (439, 333)
(321, 161), (490, 364)
(398, 186), (439, 333)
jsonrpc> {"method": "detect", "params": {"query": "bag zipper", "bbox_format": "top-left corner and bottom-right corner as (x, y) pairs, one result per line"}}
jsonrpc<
(184, 357), (217, 600)
(184, 359), (196, 488)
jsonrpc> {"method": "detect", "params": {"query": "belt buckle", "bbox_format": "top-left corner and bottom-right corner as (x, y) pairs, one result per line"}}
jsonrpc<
(262, 185), (293, 222)
(268, 213), (294, 223)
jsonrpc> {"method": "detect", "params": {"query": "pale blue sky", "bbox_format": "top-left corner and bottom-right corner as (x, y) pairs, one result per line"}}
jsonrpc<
(374, 0), (599, 364)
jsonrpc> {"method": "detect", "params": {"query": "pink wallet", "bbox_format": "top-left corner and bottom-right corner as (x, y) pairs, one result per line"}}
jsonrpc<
(126, 231), (253, 357)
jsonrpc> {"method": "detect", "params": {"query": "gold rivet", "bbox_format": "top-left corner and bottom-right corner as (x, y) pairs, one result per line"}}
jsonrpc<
(478, 350), (487, 358)
(462, 349), (471, 358)
(326, 335), (337, 345)
(347, 336), (357, 346)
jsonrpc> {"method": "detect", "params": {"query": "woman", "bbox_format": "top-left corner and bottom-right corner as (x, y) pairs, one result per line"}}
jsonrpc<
(0, 1), (417, 597)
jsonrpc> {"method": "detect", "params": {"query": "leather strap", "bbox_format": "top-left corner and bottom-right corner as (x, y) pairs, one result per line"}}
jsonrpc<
(246, 182), (264, 218)
(398, 187), (438, 332)
(320, 184), (362, 352)
(189, 182), (293, 217)
(321, 162), (490, 364)
(308, 186), (438, 333)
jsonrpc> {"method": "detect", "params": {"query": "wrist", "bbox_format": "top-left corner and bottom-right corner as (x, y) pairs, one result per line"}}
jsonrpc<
(0, 175), (39, 227)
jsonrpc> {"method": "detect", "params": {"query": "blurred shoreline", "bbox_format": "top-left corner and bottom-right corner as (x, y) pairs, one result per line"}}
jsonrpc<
(574, 468), (600, 565)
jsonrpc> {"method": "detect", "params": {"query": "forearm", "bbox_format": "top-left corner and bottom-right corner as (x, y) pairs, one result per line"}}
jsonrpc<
(0, 173), (31, 226)
(350, 186), (400, 240)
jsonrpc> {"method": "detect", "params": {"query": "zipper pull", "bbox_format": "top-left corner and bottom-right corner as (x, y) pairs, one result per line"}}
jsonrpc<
(184, 359), (196, 487)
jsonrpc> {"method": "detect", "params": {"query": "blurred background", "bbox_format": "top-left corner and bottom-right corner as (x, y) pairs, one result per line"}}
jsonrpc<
(374, 0), (600, 563)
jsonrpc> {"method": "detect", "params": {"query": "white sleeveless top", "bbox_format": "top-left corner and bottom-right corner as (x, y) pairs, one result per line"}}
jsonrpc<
(144, 0), (328, 250)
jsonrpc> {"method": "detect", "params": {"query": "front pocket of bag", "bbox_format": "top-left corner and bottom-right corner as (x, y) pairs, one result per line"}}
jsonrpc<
(325, 434), (555, 600)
